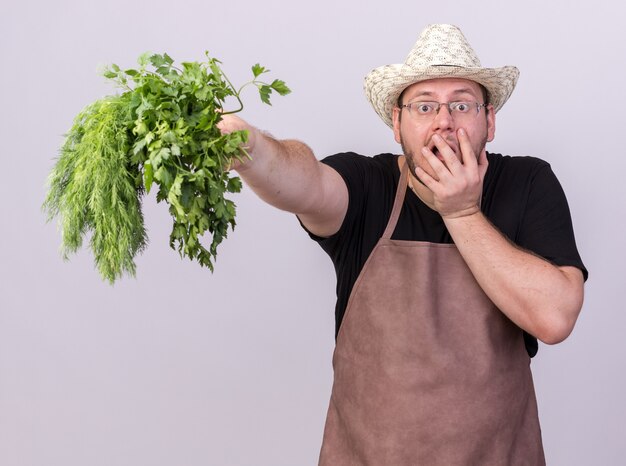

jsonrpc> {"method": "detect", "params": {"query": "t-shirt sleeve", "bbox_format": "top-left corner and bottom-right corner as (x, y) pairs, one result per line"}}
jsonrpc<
(516, 163), (588, 281)
(300, 152), (389, 259)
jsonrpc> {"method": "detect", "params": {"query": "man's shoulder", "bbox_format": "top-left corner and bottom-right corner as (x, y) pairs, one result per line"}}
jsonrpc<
(487, 152), (551, 171)
(486, 152), (553, 183)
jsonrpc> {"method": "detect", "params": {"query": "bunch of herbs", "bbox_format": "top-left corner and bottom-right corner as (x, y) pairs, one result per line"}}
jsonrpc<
(43, 52), (290, 283)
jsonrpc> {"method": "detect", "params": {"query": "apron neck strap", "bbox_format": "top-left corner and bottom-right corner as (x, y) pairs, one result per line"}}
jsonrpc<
(382, 156), (409, 240)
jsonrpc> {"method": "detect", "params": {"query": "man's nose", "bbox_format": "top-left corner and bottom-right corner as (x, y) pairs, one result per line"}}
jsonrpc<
(431, 104), (454, 131)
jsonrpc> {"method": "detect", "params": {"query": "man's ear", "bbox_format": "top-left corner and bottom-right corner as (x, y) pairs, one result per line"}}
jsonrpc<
(393, 107), (402, 144)
(487, 104), (496, 142)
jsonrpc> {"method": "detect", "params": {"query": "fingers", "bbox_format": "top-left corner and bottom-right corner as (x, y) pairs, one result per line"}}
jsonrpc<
(420, 146), (447, 181)
(217, 114), (243, 135)
(419, 134), (457, 182)
(431, 134), (460, 173)
(414, 165), (438, 190)
(457, 128), (477, 170)
(421, 130), (485, 179)
(456, 128), (488, 180)
(415, 129), (486, 218)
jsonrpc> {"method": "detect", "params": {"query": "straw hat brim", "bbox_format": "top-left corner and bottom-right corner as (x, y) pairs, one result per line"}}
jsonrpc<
(365, 64), (520, 128)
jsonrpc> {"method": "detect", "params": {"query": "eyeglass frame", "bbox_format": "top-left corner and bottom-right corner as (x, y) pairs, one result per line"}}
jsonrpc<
(400, 101), (488, 119)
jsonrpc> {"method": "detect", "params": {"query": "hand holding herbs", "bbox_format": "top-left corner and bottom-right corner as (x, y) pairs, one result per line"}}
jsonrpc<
(43, 52), (290, 283)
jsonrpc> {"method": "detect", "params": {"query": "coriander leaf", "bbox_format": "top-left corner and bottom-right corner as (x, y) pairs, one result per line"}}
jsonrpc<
(138, 52), (151, 66)
(258, 85), (272, 105)
(227, 176), (243, 193)
(150, 53), (167, 68)
(252, 63), (266, 78)
(270, 79), (291, 96)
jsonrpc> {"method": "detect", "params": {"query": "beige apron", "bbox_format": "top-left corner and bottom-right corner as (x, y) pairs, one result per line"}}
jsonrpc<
(318, 159), (545, 465)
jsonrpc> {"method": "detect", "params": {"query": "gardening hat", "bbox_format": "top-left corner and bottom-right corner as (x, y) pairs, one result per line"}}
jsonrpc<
(364, 24), (520, 128)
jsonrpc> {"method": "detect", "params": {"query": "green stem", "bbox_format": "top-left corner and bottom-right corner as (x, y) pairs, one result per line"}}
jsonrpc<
(219, 69), (245, 115)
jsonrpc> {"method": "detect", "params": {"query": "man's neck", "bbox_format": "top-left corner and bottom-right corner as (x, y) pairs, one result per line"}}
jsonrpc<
(399, 155), (436, 208)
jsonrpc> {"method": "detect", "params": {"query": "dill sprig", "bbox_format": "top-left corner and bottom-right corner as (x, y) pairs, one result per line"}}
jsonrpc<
(44, 95), (147, 283)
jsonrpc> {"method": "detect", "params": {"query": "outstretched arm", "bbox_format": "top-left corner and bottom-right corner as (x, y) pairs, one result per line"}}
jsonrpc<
(218, 114), (348, 238)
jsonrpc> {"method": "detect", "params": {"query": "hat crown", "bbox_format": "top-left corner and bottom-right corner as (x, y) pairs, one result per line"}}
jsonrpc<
(405, 24), (481, 69)
(363, 23), (519, 128)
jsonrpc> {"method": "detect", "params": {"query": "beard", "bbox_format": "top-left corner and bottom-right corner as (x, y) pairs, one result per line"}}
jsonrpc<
(399, 135), (418, 177)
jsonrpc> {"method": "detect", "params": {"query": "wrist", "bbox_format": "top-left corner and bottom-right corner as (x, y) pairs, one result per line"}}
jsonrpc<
(442, 209), (487, 245)
(441, 205), (482, 221)
(232, 126), (263, 172)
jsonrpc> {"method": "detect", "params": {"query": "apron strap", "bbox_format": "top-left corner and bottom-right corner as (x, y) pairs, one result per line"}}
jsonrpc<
(382, 156), (409, 240)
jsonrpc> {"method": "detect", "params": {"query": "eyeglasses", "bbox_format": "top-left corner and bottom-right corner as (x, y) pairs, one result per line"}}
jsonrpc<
(401, 101), (487, 119)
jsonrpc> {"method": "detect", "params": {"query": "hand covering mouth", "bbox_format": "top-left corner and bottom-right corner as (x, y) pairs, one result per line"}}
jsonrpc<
(428, 139), (458, 159)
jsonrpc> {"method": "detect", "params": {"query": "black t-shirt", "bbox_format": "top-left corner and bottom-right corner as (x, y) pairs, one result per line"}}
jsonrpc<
(304, 152), (588, 357)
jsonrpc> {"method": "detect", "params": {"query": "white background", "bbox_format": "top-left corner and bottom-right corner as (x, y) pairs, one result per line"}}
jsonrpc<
(1, 1), (624, 465)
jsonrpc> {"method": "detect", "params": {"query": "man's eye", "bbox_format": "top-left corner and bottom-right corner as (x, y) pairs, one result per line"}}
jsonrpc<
(417, 104), (434, 114)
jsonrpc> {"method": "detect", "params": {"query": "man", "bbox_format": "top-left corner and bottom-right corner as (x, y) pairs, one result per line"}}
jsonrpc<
(220, 24), (587, 465)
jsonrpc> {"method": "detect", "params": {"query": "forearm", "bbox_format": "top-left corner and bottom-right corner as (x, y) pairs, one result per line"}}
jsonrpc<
(444, 211), (584, 344)
(235, 131), (323, 214)
(218, 114), (347, 237)
(218, 111), (326, 214)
